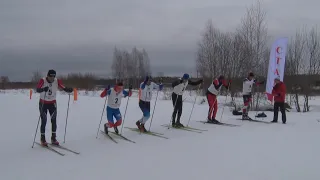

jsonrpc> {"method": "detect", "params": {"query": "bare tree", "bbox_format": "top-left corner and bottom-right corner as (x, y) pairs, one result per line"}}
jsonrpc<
(31, 70), (42, 83)
(0, 76), (9, 89)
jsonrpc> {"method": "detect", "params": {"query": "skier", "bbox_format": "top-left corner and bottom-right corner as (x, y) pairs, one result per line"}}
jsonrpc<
(136, 76), (163, 132)
(206, 75), (231, 123)
(36, 69), (74, 146)
(241, 72), (264, 120)
(171, 73), (203, 127)
(100, 82), (132, 134)
(271, 77), (287, 124)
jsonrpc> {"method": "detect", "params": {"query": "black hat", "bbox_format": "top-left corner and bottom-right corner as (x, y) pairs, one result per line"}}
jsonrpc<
(117, 82), (124, 86)
(249, 72), (254, 77)
(218, 75), (224, 80)
(47, 69), (56, 77)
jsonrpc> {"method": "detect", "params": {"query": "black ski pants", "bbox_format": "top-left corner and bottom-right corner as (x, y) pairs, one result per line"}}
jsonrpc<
(171, 92), (183, 124)
(273, 102), (286, 123)
(39, 102), (57, 134)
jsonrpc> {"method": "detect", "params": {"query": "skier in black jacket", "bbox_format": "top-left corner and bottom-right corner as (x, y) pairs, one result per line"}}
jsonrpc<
(171, 73), (203, 127)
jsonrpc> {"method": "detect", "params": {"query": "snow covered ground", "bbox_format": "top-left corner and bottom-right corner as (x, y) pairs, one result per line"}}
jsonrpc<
(1, 89), (320, 180)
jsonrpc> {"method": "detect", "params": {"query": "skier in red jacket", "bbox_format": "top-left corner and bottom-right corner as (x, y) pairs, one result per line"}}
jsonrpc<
(271, 77), (286, 124)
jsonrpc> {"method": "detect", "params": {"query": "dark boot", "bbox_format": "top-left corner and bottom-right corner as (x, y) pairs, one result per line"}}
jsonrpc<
(51, 133), (59, 146)
(141, 123), (148, 132)
(104, 123), (109, 134)
(40, 134), (48, 146)
(175, 121), (184, 128)
(136, 120), (143, 131)
(114, 126), (119, 134)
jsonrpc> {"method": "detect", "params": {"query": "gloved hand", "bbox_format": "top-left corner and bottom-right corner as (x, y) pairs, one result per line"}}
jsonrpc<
(43, 87), (49, 92)
(159, 84), (164, 91)
(105, 85), (111, 91)
(199, 79), (203, 83)
(64, 87), (73, 93)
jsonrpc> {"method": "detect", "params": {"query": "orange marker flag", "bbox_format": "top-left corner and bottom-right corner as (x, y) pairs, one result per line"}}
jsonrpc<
(73, 88), (78, 101)
(29, 89), (32, 99)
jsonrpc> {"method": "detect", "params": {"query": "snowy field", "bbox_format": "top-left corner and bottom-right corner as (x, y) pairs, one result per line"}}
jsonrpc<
(1, 89), (320, 180)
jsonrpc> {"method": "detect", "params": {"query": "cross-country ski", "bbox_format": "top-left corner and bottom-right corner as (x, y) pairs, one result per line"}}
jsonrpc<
(100, 130), (118, 144)
(197, 120), (240, 127)
(161, 124), (203, 133)
(50, 144), (80, 155)
(125, 127), (169, 139)
(35, 142), (65, 156)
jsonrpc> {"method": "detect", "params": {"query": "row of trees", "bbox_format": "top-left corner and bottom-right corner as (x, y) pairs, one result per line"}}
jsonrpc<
(111, 47), (151, 87)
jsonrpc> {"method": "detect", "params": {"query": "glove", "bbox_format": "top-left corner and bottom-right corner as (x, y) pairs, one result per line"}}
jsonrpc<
(159, 84), (164, 91)
(129, 84), (133, 90)
(43, 87), (49, 92)
(64, 87), (73, 93)
(105, 85), (111, 91)
(199, 79), (203, 83)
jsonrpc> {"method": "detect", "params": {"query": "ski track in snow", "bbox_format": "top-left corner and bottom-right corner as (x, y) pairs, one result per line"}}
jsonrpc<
(1, 91), (320, 180)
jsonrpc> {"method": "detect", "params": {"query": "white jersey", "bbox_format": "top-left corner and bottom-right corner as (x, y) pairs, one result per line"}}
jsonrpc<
(242, 78), (256, 95)
(107, 88), (126, 109)
(173, 79), (188, 95)
(207, 79), (222, 95)
(39, 77), (59, 101)
(139, 82), (160, 102)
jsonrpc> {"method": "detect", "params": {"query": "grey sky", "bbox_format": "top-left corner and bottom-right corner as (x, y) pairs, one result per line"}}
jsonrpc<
(0, 0), (319, 81)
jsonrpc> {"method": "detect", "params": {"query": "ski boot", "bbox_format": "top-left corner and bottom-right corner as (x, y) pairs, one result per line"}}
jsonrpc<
(171, 121), (176, 128)
(175, 122), (184, 128)
(104, 123), (109, 134)
(270, 120), (278, 123)
(140, 123), (148, 132)
(207, 118), (220, 124)
(136, 120), (143, 131)
(242, 114), (252, 120)
(40, 134), (48, 146)
(114, 126), (119, 134)
(51, 133), (59, 146)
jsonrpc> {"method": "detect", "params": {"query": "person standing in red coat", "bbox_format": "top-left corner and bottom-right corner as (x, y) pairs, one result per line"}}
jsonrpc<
(271, 77), (287, 124)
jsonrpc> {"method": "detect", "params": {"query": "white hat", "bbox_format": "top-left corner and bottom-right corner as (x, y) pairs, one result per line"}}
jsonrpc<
(274, 76), (280, 80)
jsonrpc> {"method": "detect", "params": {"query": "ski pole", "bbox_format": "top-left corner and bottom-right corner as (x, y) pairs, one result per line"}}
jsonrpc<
(120, 95), (130, 135)
(148, 90), (159, 131)
(63, 94), (71, 143)
(32, 91), (47, 148)
(96, 95), (107, 138)
(186, 85), (201, 127)
(219, 83), (231, 122)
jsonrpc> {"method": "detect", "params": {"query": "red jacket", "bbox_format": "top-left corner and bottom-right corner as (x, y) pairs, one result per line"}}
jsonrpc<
(272, 82), (286, 102)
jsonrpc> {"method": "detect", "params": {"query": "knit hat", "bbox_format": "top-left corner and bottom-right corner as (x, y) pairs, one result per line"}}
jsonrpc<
(249, 72), (254, 77)
(47, 69), (56, 77)
(274, 76), (280, 81)
(182, 73), (190, 79)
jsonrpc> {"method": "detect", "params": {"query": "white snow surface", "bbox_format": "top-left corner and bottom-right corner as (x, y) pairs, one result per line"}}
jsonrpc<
(1, 90), (320, 180)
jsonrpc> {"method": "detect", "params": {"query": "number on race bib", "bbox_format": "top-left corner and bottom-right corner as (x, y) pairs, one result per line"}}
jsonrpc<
(48, 89), (52, 95)
(115, 98), (118, 104)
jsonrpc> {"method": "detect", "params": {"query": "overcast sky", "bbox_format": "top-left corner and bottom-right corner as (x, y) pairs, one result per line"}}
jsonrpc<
(0, 0), (319, 81)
